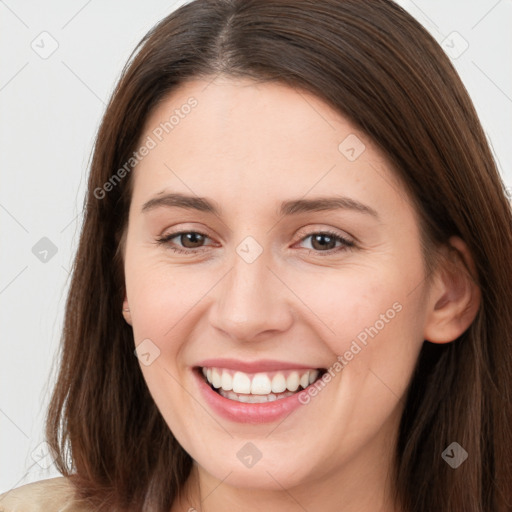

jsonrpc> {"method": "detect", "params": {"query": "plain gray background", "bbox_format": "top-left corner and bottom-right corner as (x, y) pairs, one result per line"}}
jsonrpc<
(1, 0), (511, 493)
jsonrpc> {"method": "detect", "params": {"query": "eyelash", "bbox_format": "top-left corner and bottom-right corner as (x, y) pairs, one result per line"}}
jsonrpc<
(155, 229), (355, 256)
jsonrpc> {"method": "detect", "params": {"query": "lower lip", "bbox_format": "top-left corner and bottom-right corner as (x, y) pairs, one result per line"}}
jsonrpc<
(193, 368), (313, 424)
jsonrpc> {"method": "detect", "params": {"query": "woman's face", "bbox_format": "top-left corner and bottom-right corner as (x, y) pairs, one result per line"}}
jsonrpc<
(122, 76), (432, 494)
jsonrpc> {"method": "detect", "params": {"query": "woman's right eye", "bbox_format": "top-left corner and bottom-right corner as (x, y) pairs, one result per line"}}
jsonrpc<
(155, 231), (214, 254)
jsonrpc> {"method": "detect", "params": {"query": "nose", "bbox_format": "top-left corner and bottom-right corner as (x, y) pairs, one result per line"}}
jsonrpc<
(207, 248), (294, 342)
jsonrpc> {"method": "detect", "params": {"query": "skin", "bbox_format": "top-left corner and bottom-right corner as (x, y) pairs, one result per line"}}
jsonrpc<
(120, 76), (480, 512)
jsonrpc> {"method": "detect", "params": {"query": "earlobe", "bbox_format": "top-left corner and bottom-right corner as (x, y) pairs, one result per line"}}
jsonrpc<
(423, 236), (481, 344)
(122, 295), (132, 326)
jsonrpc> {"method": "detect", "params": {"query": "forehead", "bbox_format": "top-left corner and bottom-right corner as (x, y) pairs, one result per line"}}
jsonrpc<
(142, 76), (351, 160)
(131, 76), (412, 223)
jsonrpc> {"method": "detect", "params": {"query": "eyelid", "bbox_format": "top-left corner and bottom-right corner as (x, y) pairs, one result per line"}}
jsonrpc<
(293, 230), (355, 255)
(157, 228), (352, 245)
(156, 228), (355, 258)
(294, 225), (354, 244)
(157, 222), (217, 242)
(156, 229), (216, 249)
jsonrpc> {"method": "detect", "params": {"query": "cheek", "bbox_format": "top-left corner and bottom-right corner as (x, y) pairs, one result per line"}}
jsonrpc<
(126, 250), (425, 362)
(292, 265), (409, 344)
(291, 260), (426, 392)
(124, 253), (215, 343)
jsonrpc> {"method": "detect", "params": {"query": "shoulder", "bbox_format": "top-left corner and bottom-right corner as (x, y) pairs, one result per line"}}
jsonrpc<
(0, 477), (92, 512)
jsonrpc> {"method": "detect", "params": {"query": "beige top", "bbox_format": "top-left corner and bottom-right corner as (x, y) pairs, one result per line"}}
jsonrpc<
(0, 477), (92, 512)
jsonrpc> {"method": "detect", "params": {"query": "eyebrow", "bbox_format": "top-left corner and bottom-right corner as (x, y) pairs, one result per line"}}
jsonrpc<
(141, 192), (379, 219)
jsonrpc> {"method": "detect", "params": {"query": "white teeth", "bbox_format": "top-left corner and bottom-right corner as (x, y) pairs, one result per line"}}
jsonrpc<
(286, 371), (300, 392)
(221, 371), (233, 391)
(232, 371), (251, 394)
(202, 367), (322, 397)
(251, 373), (272, 395)
(271, 373), (287, 393)
(218, 388), (296, 403)
(211, 368), (222, 389)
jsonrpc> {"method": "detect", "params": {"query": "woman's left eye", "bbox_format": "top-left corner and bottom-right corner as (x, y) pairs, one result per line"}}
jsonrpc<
(295, 231), (355, 254)
(156, 229), (355, 256)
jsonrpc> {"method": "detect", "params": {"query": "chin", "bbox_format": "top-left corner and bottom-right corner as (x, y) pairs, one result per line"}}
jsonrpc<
(198, 454), (312, 491)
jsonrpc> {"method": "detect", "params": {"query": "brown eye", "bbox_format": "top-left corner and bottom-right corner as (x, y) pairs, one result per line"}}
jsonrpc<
(178, 232), (206, 249)
(296, 230), (355, 255)
(310, 233), (338, 251)
(156, 230), (214, 254)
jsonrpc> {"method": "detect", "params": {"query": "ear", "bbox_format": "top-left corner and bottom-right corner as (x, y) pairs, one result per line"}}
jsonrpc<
(423, 236), (481, 344)
(122, 293), (133, 326)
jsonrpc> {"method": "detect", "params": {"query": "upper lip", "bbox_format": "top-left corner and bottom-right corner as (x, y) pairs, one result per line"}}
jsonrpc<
(195, 358), (325, 373)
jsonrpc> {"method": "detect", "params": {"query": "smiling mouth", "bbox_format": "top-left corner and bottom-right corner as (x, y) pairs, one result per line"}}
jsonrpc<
(196, 366), (327, 403)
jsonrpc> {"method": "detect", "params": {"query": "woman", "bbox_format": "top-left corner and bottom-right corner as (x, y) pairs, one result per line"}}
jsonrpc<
(1, 0), (511, 511)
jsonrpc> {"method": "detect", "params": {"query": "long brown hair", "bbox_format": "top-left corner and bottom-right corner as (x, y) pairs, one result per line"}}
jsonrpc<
(45, 1), (512, 510)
